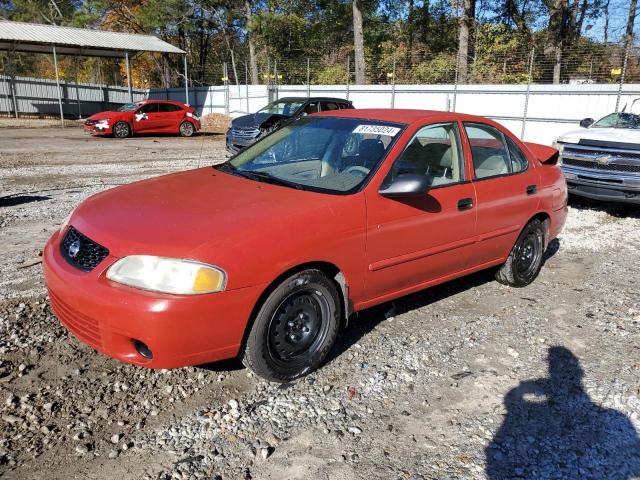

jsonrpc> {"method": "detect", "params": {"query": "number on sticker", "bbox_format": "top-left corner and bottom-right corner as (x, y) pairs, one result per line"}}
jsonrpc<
(352, 125), (401, 136)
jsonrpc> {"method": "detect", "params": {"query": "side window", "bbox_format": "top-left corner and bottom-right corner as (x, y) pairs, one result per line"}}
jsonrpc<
(339, 103), (353, 110)
(158, 103), (180, 113)
(320, 101), (340, 111)
(138, 103), (159, 114)
(505, 136), (528, 173)
(387, 123), (464, 187)
(302, 102), (319, 115)
(464, 123), (512, 179)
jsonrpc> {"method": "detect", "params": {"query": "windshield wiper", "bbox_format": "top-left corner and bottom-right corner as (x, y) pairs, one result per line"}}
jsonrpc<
(240, 170), (306, 190)
(217, 163), (305, 190)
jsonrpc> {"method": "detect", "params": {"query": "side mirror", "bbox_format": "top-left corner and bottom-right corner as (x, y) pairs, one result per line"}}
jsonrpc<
(579, 118), (594, 128)
(379, 174), (431, 198)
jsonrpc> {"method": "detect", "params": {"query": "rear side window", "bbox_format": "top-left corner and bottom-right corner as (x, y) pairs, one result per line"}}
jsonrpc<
(302, 102), (319, 115)
(506, 136), (528, 173)
(158, 103), (182, 112)
(464, 123), (511, 179)
(320, 101), (340, 111)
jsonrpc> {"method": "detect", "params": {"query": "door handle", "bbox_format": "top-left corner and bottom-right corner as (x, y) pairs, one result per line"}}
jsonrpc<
(457, 198), (474, 210)
(526, 184), (537, 195)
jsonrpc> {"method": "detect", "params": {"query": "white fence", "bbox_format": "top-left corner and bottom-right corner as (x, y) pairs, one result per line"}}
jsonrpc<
(153, 83), (640, 145)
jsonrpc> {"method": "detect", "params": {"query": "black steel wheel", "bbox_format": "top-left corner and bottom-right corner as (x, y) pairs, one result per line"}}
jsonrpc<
(496, 218), (546, 287)
(179, 121), (195, 137)
(242, 269), (341, 382)
(113, 121), (131, 138)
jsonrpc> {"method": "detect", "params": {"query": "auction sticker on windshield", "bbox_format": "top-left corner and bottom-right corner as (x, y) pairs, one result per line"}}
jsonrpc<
(353, 125), (401, 136)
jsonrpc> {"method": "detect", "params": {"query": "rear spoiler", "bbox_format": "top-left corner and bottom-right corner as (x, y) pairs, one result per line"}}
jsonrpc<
(524, 142), (559, 165)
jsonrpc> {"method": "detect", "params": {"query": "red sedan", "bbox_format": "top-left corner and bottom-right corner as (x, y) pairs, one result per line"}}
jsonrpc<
(83, 100), (201, 138)
(44, 109), (567, 382)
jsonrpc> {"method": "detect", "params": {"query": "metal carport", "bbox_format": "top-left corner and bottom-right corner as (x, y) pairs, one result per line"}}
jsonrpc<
(0, 20), (187, 126)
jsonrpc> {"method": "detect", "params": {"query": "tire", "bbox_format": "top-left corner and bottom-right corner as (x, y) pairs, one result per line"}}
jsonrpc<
(179, 121), (195, 137)
(495, 218), (545, 287)
(242, 269), (341, 382)
(113, 121), (131, 138)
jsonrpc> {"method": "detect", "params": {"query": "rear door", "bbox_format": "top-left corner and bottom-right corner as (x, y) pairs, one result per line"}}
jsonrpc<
(462, 122), (540, 266)
(364, 122), (477, 301)
(156, 103), (184, 132)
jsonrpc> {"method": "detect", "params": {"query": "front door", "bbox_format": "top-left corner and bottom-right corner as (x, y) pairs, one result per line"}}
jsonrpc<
(133, 102), (160, 133)
(364, 122), (477, 301)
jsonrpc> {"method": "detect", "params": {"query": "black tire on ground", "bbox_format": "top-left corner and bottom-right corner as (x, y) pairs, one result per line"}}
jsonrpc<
(242, 269), (341, 382)
(495, 218), (546, 288)
(113, 121), (131, 138)
(179, 121), (195, 137)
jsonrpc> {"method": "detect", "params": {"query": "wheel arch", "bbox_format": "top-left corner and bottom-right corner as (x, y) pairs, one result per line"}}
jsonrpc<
(527, 211), (551, 245)
(238, 261), (351, 358)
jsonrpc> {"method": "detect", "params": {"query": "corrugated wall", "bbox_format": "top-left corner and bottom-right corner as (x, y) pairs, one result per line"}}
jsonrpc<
(0, 75), (146, 118)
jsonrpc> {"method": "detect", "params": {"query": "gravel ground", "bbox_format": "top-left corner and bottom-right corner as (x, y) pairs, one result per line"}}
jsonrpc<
(1, 126), (639, 479)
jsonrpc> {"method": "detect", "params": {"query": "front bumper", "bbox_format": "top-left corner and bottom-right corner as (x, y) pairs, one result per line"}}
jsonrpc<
(561, 165), (640, 204)
(84, 123), (112, 136)
(43, 229), (265, 369)
(226, 131), (262, 154)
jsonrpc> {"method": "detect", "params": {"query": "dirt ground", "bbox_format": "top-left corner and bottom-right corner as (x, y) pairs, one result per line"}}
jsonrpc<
(0, 124), (639, 480)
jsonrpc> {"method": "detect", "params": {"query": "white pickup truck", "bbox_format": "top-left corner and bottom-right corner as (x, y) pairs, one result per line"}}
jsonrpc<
(553, 103), (640, 204)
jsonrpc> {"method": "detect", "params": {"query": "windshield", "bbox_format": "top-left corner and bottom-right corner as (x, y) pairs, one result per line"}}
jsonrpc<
(117, 103), (140, 112)
(219, 117), (404, 194)
(592, 112), (640, 129)
(258, 100), (305, 116)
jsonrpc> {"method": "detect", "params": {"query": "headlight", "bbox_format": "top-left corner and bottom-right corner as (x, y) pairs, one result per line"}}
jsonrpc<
(95, 119), (109, 129)
(106, 256), (226, 295)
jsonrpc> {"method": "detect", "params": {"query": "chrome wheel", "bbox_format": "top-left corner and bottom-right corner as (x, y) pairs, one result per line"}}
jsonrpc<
(113, 122), (130, 138)
(180, 121), (194, 137)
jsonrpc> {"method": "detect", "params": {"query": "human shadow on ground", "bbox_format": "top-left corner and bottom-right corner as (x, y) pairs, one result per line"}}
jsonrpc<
(486, 346), (640, 479)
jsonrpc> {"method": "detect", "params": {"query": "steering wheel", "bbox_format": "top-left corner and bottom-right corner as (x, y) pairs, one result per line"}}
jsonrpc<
(343, 165), (370, 178)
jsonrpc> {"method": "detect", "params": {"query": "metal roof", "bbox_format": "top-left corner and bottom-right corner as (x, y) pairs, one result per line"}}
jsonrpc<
(0, 20), (185, 58)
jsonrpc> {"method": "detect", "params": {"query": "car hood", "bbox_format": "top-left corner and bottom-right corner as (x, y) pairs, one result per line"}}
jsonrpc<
(69, 167), (361, 286)
(231, 112), (289, 129)
(557, 127), (640, 145)
(86, 111), (125, 121)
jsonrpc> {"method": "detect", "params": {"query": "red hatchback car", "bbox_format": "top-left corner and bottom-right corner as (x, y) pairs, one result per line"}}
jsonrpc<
(45, 109), (567, 382)
(83, 100), (201, 138)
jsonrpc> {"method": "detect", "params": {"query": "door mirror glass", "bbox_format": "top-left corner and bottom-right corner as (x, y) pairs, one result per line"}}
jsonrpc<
(379, 174), (431, 197)
(579, 117), (594, 128)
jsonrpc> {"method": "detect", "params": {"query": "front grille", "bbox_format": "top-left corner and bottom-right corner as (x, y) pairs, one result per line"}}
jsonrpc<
(49, 289), (102, 349)
(230, 127), (261, 139)
(563, 158), (640, 173)
(60, 226), (109, 272)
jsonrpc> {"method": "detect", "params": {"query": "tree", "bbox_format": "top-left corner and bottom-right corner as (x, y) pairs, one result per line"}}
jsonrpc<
(456, 0), (476, 83)
(353, 0), (366, 84)
(245, 0), (259, 84)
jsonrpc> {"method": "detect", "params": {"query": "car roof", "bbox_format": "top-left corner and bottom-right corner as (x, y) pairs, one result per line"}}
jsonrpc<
(136, 99), (186, 107)
(314, 108), (500, 126)
(276, 96), (351, 103)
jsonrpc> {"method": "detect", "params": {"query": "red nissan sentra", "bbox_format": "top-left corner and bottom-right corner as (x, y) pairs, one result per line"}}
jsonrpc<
(83, 100), (201, 138)
(44, 109), (567, 382)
